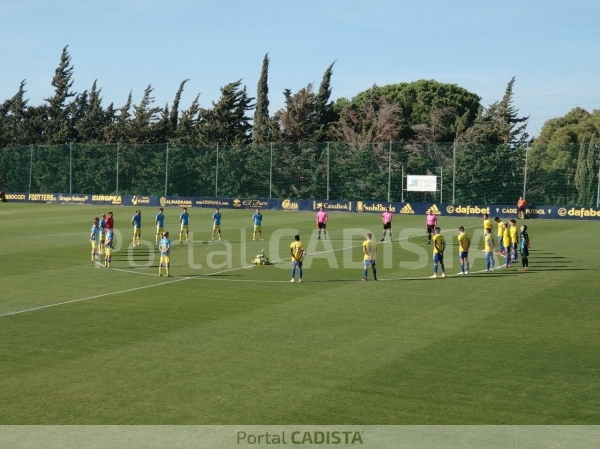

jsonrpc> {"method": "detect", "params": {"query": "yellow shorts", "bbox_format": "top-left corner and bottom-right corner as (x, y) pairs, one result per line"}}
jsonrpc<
(213, 224), (221, 231)
(254, 225), (262, 232)
(181, 225), (189, 232)
(156, 226), (164, 234)
(105, 247), (112, 256)
(133, 227), (141, 236)
(99, 232), (106, 241)
(160, 255), (170, 265)
(91, 241), (97, 250)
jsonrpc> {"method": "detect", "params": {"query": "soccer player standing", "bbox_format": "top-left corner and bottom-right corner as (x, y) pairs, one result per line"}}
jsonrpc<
(381, 207), (393, 242)
(484, 228), (495, 271)
(90, 218), (100, 261)
(155, 208), (165, 245)
(131, 210), (142, 247)
(362, 232), (377, 281)
(457, 226), (471, 275)
(179, 207), (190, 243)
(430, 227), (446, 279)
(494, 217), (505, 254)
(520, 225), (530, 271)
(483, 213), (492, 234)
(252, 208), (263, 241)
(158, 231), (172, 277)
(426, 209), (437, 244)
(105, 211), (114, 232)
(104, 228), (114, 268)
(502, 222), (511, 268)
(99, 213), (107, 254)
(290, 234), (305, 282)
(316, 207), (328, 239)
(212, 208), (222, 241)
(509, 219), (519, 263)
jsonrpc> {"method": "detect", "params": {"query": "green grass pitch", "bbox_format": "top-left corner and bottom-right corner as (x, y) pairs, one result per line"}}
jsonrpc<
(0, 203), (599, 424)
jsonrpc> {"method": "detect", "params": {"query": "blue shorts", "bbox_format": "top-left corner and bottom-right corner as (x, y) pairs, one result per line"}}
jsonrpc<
(364, 259), (376, 268)
(292, 261), (303, 268)
(459, 250), (468, 259)
(433, 253), (443, 263)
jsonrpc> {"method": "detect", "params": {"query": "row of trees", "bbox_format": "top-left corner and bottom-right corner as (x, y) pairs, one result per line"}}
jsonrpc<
(0, 46), (598, 205)
(0, 47), (532, 148)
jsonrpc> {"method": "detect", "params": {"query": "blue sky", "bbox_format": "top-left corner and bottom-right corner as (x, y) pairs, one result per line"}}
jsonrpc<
(1, 0), (599, 136)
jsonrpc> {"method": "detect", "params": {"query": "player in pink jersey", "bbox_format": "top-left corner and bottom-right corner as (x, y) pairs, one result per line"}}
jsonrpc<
(426, 209), (437, 245)
(316, 206), (328, 239)
(381, 207), (393, 241)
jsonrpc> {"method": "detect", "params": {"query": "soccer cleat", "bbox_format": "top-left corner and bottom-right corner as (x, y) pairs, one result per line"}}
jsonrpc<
(374, 277), (378, 281)
(159, 274), (163, 277)
(361, 278), (367, 281)
(484, 269), (489, 272)
(298, 279), (303, 283)
(465, 271), (469, 275)
(317, 236), (321, 239)
(253, 238), (255, 241)
(457, 272), (464, 275)
(506, 264), (511, 268)
(290, 279), (295, 282)
(440, 273), (445, 278)
(260, 238), (264, 241)
(429, 274), (437, 279)
(380, 238), (385, 242)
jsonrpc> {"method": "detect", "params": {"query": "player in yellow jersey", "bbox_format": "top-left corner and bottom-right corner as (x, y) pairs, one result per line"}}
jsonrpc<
(502, 222), (511, 268)
(362, 232), (377, 281)
(430, 227), (446, 278)
(483, 213), (492, 234)
(289, 234), (305, 282)
(494, 216), (506, 254)
(104, 229), (114, 268)
(457, 226), (471, 275)
(484, 228), (495, 271)
(509, 219), (519, 263)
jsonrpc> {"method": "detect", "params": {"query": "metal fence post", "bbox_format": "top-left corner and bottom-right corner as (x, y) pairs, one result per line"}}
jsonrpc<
(523, 144), (529, 199)
(597, 164), (600, 208)
(165, 143), (169, 197)
(452, 142), (456, 204)
(69, 142), (73, 194)
(401, 164), (404, 202)
(116, 143), (119, 195)
(28, 144), (34, 194)
(387, 141), (392, 202)
(269, 142), (273, 199)
(326, 142), (330, 200)
(215, 143), (219, 198)
(440, 166), (443, 204)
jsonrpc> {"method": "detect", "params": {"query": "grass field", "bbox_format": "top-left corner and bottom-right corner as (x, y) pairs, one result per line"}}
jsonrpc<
(0, 203), (599, 424)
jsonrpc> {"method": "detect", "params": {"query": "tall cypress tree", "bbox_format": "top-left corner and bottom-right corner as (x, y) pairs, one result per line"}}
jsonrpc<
(44, 46), (76, 144)
(169, 79), (189, 136)
(253, 54), (270, 144)
(314, 61), (336, 141)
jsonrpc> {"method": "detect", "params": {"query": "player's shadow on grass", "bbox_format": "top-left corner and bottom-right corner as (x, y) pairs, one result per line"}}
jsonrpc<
(527, 267), (590, 272)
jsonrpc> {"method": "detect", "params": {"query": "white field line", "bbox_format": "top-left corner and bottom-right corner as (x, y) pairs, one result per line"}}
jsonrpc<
(0, 277), (188, 319)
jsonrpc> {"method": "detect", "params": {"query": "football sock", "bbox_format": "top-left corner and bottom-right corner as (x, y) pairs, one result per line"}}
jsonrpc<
(372, 267), (377, 278)
(460, 263), (464, 273)
(440, 263), (445, 274)
(433, 264), (438, 275)
(292, 267), (296, 279)
(363, 268), (368, 279)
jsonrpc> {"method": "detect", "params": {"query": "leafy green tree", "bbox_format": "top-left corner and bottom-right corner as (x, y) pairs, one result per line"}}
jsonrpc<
(197, 80), (254, 145)
(275, 85), (316, 142)
(104, 92), (132, 143)
(341, 79), (481, 141)
(460, 77), (529, 147)
(130, 85), (160, 144)
(172, 94), (201, 144)
(253, 54), (270, 144)
(575, 139), (598, 206)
